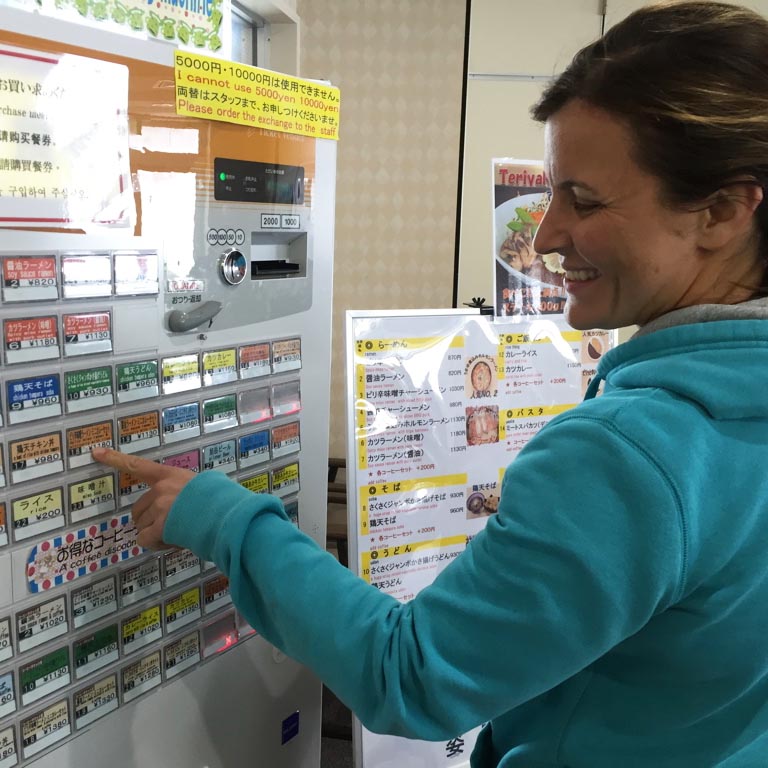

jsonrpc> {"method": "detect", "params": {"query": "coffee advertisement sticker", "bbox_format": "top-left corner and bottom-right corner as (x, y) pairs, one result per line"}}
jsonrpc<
(162, 450), (200, 473)
(65, 366), (114, 413)
(69, 473), (117, 524)
(0, 617), (12, 663)
(164, 630), (201, 679)
(20, 698), (70, 759)
(9, 431), (64, 484)
(73, 673), (118, 730)
(117, 410), (160, 454)
(4, 316), (59, 364)
(62, 311), (112, 357)
(121, 650), (162, 704)
(271, 462), (300, 498)
(202, 348), (237, 386)
(12, 488), (64, 542)
(19, 646), (71, 706)
(237, 387), (271, 425)
(2, 255), (58, 302)
(0, 671), (16, 720)
(163, 549), (201, 588)
(73, 623), (119, 679)
(121, 604), (162, 655)
(116, 360), (159, 403)
(203, 575), (231, 615)
(238, 342), (271, 379)
(0, 724), (17, 768)
(61, 252), (112, 299)
(238, 429), (270, 469)
(271, 421), (300, 458)
(6, 374), (62, 425)
(119, 558), (161, 607)
(16, 594), (68, 653)
(161, 354), (201, 395)
(164, 587), (201, 634)
(271, 337), (302, 373)
(66, 420), (114, 469)
(71, 575), (118, 629)
(202, 394), (237, 433)
(26, 514), (141, 594)
(161, 402), (201, 444)
(202, 439), (236, 473)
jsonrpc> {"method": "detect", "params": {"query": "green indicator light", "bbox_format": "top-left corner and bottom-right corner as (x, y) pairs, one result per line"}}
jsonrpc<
(219, 172), (227, 181)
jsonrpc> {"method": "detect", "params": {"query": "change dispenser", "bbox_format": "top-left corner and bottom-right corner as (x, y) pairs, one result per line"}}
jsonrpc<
(0, 6), (335, 767)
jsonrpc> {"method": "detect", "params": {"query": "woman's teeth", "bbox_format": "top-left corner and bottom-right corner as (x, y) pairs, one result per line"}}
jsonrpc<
(565, 269), (600, 282)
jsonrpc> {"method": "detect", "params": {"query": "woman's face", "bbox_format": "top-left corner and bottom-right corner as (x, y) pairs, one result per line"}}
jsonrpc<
(533, 99), (761, 330)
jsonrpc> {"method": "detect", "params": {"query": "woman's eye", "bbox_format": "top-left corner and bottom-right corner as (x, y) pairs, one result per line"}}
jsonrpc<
(572, 200), (602, 214)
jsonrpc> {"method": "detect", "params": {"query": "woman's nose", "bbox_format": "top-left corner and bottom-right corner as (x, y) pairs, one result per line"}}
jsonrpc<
(532, 200), (568, 255)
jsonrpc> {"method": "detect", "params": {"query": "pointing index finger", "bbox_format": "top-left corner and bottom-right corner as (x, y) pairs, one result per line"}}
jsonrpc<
(91, 447), (168, 484)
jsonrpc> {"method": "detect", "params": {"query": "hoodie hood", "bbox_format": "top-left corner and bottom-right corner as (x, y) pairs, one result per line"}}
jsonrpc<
(591, 299), (768, 420)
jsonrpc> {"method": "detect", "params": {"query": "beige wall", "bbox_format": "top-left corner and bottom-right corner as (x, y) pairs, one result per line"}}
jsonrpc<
(298, 0), (466, 458)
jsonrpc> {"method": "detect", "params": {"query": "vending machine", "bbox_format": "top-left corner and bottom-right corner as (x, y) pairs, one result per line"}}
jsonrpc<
(0, 6), (336, 766)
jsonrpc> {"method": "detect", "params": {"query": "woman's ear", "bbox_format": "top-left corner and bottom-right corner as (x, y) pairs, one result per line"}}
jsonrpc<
(698, 182), (764, 250)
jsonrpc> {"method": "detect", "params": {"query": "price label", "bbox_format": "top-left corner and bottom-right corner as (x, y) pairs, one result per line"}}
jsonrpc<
(238, 429), (270, 468)
(164, 630), (201, 679)
(238, 387), (271, 425)
(0, 671), (16, 721)
(271, 462), (300, 498)
(202, 348), (237, 386)
(120, 558), (161, 606)
(116, 360), (159, 403)
(161, 402), (201, 444)
(163, 549), (201, 588)
(4, 315), (59, 364)
(66, 420), (114, 469)
(202, 394), (237, 433)
(9, 431), (64, 484)
(2, 255), (57, 302)
(0, 617), (12, 663)
(201, 439), (237, 473)
(118, 469), (149, 507)
(271, 421), (301, 458)
(20, 699), (70, 760)
(117, 410), (160, 454)
(19, 646), (71, 707)
(202, 611), (238, 659)
(73, 674), (118, 730)
(239, 342), (271, 379)
(65, 366), (114, 413)
(285, 498), (299, 526)
(0, 504), (6, 548)
(121, 649), (161, 703)
(71, 576), (118, 629)
(62, 311), (112, 356)
(271, 379), (301, 417)
(0, 447), (6, 489)
(272, 337), (302, 373)
(16, 595), (68, 653)
(164, 587), (201, 633)
(121, 604), (162, 654)
(0, 724), (17, 768)
(161, 354), (201, 394)
(240, 472), (269, 495)
(12, 488), (64, 542)
(162, 450), (200, 473)
(6, 374), (62, 425)
(69, 473), (116, 523)
(74, 623), (119, 679)
(114, 250), (159, 295)
(61, 252), (112, 299)
(203, 575), (231, 614)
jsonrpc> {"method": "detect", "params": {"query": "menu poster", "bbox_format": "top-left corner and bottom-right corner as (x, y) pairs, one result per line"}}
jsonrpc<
(493, 159), (566, 317)
(346, 310), (615, 768)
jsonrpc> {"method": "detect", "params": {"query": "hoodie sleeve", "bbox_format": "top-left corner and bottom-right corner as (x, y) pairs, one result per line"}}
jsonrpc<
(163, 413), (685, 740)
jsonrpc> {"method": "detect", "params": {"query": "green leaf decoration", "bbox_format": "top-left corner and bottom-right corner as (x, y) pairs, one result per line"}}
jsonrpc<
(208, 33), (222, 51)
(506, 221), (523, 232)
(515, 207), (535, 224)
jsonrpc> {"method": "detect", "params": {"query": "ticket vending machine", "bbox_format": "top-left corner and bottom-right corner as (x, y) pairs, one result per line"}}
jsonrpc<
(0, 7), (335, 766)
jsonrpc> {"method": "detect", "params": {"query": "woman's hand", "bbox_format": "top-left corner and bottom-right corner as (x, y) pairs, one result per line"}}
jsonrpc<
(92, 447), (195, 549)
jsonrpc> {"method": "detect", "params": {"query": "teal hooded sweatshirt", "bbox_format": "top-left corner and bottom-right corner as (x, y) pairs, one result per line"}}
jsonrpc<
(164, 306), (768, 767)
